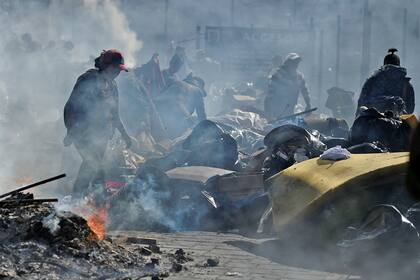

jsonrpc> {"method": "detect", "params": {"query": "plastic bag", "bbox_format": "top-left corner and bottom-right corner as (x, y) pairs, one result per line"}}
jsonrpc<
(319, 146), (351, 161)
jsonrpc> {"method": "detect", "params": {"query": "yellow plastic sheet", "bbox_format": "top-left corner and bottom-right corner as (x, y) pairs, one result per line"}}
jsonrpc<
(268, 152), (409, 234)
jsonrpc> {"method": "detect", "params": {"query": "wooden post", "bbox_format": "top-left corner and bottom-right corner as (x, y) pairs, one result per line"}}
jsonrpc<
(360, 0), (372, 86)
(335, 15), (341, 87)
(402, 8), (408, 63)
(318, 29), (324, 107)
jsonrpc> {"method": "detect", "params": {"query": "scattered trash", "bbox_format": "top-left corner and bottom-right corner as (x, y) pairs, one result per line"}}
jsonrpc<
(349, 108), (412, 152)
(226, 271), (243, 277)
(171, 262), (183, 272)
(140, 247), (153, 256)
(338, 205), (420, 279)
(206, 258), (220, 267)
(148, 244), (162, 254)
(338, 205), (419, 249)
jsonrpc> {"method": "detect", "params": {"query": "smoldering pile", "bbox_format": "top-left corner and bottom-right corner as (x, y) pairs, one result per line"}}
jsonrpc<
(0, 202), (199, 279)
(0, 195), (195, 279)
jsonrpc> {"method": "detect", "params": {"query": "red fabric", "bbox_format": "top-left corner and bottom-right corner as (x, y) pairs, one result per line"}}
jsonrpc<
(105, 181), (125, 189)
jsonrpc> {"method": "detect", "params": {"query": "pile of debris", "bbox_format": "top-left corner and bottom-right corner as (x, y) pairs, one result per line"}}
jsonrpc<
(0, 176), (198, 279)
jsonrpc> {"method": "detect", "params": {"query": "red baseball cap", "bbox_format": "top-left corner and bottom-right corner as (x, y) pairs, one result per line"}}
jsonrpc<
(100, 49), (128, 71)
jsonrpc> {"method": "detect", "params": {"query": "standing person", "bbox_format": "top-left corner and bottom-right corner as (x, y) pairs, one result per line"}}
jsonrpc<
(134, 53), (165, 97)
(264, 53), (311, 121)
(162, 53), (184, 88)
(357, 48), (415, 116)
(63, 49), (132, 198)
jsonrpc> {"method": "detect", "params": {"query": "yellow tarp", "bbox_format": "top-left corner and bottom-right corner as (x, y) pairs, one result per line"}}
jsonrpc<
(268, 152), (409, 234)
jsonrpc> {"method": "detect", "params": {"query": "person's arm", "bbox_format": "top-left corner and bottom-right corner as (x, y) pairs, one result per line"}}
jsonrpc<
(112, 86), (132, 148)
(405, 81), (415, 114)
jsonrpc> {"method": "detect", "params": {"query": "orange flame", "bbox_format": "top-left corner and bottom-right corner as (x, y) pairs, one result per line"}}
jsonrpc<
(86, 204), (108, 240)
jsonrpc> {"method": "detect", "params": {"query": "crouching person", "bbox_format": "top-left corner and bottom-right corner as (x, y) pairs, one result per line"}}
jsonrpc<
(64, 49), (132, 198)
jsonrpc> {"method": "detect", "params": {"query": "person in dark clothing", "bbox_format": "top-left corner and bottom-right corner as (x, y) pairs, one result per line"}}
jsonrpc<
(162, 53), (184, 88)
(64, 49), (132, 198)
(264, 53), (311, 121)
(357, 48), (415, 116)
(134, 53), (165, 97)
(154, 73), (207, 139)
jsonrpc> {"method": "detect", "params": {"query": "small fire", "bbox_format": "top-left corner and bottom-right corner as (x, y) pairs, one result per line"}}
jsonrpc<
(86, 204), (108, 240)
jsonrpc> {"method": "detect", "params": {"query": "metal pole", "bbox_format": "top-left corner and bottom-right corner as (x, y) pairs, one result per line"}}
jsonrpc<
(402, 8), (408, 63)
(335, 15), (341, 86)
(360, 0), (372, 86)
(0, 174), (66, 200)
(318, 29), (324, 107)
(309, 17), (317, 103)
(230, 0), (235, 26)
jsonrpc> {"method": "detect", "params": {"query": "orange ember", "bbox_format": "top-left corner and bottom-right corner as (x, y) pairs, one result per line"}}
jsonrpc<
(85, 203), (108, 241)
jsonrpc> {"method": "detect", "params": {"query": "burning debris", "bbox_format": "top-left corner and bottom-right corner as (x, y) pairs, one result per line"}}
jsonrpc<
(0, 202), (195, 279)
(0, 175), (202, 279)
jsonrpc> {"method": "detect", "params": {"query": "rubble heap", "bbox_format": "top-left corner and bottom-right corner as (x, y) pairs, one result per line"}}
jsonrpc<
(0, 202), (194, 279)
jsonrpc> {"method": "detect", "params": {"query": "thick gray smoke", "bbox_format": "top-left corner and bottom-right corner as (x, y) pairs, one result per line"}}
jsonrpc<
(0, 0), (142, 193)
(1, 0), (419, 193)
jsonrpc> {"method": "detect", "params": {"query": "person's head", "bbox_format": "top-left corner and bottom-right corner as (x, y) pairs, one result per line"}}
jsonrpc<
(283, 53), (302, 71)
(383, 48), (400, 66)
(94, 49), (128, 79)
(169, 54), (184, 74)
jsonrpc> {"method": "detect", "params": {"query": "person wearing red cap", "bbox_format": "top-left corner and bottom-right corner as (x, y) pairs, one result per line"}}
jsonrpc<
(63, 49), (132, 198)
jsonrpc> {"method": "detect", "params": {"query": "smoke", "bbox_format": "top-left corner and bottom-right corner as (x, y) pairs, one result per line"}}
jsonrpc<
(42, 212), (61, 236)
(81, 0), (143, 66)
(0, 0), (142, 193)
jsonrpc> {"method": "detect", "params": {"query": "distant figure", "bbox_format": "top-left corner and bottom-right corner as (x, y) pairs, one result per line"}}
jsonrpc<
(134, 53), (165, 96)
(64, 49), (132, 198)
(162, 53), (184, 88)
(357, 48), (415, 116)
(264, 53), (311, 121)
(155, 73), (207, 139)
(20, 33), (42, 53)
(325, 86), (355, 123)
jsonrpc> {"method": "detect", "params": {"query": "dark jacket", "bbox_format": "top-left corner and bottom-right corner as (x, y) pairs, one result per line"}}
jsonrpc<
(358, 65), (415, 114)
(64, 69), (122, 141)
